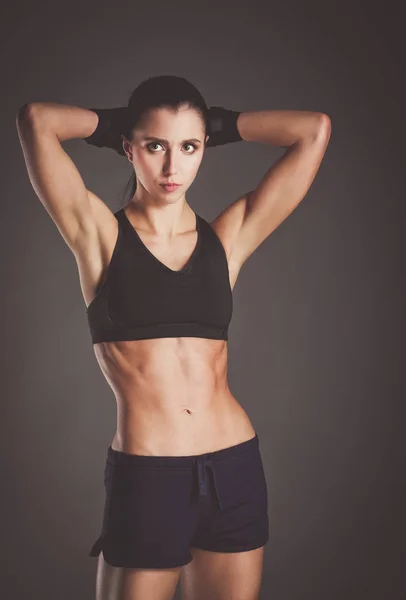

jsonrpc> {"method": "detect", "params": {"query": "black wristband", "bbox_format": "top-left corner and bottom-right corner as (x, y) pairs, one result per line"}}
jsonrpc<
(206, 106), (243, 147)
(84, 107), (129, 156)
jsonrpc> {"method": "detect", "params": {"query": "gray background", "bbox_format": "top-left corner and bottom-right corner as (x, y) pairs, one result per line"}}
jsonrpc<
(1, 0), (405, 598)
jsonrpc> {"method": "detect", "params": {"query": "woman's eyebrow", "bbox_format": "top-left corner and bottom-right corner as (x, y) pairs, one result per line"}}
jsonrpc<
(142, 136), (202, 144)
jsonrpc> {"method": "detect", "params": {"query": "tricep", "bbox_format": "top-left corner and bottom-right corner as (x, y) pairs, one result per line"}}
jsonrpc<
(16, 105), (98, 253)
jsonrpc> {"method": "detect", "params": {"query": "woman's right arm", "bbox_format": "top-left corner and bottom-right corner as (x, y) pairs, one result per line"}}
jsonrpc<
(15, 102), (117, 255)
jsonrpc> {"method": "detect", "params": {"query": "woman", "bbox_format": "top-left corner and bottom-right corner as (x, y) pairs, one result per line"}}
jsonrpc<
(16, 75), (331, 600)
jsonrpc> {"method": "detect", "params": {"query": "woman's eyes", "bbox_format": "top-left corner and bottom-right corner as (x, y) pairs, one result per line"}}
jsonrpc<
(147, 142), (197, 153)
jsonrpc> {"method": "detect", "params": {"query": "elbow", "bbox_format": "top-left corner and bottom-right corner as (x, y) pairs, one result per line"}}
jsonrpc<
(302, 113), (331, 144)
(317, 113), (332, 134)
(16, 103), (45, 139)
(16, 102), (41, 126)
(308, 113), (331, 144)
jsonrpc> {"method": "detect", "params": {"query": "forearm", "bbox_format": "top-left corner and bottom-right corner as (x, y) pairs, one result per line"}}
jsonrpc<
(237, 109), (329, 147)
(16, 102), (98, 142)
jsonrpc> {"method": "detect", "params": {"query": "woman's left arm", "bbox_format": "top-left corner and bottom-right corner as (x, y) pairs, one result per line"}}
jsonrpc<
(211, 109), (331, 270)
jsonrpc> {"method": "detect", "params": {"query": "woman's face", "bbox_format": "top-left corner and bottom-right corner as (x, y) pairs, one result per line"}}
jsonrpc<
(123, 106), (209, 202)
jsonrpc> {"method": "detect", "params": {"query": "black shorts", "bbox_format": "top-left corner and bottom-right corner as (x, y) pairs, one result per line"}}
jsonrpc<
(89, 432), (269, 569)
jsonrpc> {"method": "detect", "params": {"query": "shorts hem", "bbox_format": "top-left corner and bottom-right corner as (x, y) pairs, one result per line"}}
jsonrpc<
(90, 542), (194, 569)
(103, 555), (194, 569)
(191, 538), (269, 553)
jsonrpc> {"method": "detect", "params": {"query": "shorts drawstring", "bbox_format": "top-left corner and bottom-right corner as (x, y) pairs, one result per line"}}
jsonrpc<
(196, 455), (223, 511)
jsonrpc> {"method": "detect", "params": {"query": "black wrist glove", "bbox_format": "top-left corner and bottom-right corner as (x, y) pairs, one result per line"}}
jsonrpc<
(84, 107), (130, 156)
(206, 106), (243, 147)
(84, 105), (243, 153)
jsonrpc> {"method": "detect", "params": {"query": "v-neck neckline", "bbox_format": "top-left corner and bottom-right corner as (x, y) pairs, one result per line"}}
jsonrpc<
(121, 207), (201, 275)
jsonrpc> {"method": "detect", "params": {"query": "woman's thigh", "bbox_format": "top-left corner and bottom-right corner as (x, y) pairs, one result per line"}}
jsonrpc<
(95, 553), (181, 600)
(180, 545), (265, 600)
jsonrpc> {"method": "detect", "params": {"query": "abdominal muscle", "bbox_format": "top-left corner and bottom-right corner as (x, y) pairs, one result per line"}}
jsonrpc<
(93, 336), (256, 456)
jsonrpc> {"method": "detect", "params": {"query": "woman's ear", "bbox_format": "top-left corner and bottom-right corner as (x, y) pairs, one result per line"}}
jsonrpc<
(205, 134), (210, 146)
(121, 135), (133, 162)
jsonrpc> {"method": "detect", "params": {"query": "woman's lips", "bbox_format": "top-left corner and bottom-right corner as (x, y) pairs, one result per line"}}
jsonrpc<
(160, 184), (181, 192)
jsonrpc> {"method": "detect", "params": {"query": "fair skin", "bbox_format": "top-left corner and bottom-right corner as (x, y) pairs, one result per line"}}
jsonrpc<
(16, 100), (330, 600)
(117, 106), (212, 278)
(121, 105), (210, 239)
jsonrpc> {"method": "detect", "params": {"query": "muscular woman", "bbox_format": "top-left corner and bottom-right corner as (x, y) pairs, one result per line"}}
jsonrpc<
(16, 75), (331, 600)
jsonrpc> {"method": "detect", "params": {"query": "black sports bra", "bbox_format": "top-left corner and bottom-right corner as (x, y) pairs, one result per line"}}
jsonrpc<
(86, 208), (233, 344)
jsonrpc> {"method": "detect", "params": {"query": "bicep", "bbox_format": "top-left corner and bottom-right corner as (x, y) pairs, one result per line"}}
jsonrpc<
(211, 128), (331, 270)
(16, 106), (97, 252)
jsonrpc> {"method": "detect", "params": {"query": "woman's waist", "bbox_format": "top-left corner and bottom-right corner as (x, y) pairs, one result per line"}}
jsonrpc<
(107, 356), (231, 408)
(112, 391), (256, 455)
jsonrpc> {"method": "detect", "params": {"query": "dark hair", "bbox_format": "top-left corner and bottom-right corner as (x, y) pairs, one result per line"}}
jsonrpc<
(119, 75), (209, 206)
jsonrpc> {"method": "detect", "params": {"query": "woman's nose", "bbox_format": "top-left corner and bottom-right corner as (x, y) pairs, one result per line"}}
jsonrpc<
(163, 151), (178, 174)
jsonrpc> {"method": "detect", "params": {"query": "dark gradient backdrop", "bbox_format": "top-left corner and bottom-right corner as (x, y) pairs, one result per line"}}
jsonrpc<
(1, 1), (405, 599)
